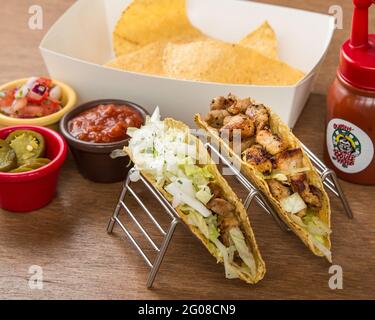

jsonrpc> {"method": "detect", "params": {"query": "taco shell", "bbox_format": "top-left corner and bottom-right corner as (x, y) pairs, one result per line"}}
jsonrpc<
(195, 106), (331, 261)
(125, 118), (266, 284)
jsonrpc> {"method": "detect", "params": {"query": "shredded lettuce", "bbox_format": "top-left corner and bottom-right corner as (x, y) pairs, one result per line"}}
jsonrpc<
(183, 211), (256, 280)
(264, 172), (288, 182)
(229, 227), (256, 277)
(196, 185), (213, 205)
(183, 206), (219, 242)
(212, 238), (239, 279)
(310, 235), (332, 262)
(126, 127), (139, 138)
(303, 214), (331, 236)
(165, 181), (212, 217)
(289, 213), (306, 228)
(180, 163), (213, 187)
(289, 212), (331, 261)
(280, 193), (307, 214)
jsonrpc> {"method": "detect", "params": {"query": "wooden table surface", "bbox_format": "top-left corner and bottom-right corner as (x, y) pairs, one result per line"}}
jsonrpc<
(1, 0), (375, 300)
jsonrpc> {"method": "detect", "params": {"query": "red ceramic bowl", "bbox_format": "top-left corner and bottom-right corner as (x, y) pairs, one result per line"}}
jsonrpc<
(0, 125), (67, 212)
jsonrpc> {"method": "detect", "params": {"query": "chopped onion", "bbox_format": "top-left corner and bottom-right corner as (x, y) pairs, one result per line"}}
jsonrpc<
(49, 85), (62, 100)
(25, 77), (38, 88)
(129, 170), (141, 182)
(15, 85), (29, 99)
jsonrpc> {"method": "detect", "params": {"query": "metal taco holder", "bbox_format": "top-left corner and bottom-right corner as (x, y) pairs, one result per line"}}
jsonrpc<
(106, 141), (353, 288)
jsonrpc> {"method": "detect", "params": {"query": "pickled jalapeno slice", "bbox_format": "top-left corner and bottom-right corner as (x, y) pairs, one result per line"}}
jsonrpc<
(9, 167), (34, 173)
(5, 130), (45, 164)
(19, 158), (51, 170)
(0, 139), (17, 172)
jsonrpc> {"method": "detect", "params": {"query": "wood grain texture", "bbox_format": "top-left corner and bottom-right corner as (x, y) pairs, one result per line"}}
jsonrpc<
(0, 0), (375, 300)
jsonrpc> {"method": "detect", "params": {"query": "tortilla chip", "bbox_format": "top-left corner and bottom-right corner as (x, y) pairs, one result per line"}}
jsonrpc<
(107, 40), (168, 75)
(125, 118), (266, 284)
(113, 33), (142, 57)
(194, 100), (331, 261)
(113, 0), (204, 56)
(239, 21), (278, 60)
(111, 0), (303, 85)
(163, 39), (304, 85)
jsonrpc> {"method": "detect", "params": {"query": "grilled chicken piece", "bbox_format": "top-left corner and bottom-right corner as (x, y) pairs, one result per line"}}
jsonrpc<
(307, 185), (323, 210)
(207, 196), (239, 246)
(228, 136), (255, 153)
(223, 115), (233, 126)
(246, 104), (269, 131)
(267, 179), (292, 201)
(218, 212), (240, 246)
(207, 198), (236, 216)
(256, 129), (287, 155)
(274, 148), (304, 171)
(220, 115), (255, 140)
(210, 95), (236, 110)
(289, 173), (308, 193)
(243, 144), (273, 174)
(205, 109), (230, 128)
(227, 97), (252, 115)
(241, 137), (256, 152)
(290, 173), (322, 209)
(208, 183), (222, 199)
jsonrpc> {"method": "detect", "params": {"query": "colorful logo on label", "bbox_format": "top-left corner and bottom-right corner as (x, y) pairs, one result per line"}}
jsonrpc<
(327, 119), (374, 174)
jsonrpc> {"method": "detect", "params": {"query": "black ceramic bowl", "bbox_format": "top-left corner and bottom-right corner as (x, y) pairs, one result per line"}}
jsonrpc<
(60, 99), (148, 183)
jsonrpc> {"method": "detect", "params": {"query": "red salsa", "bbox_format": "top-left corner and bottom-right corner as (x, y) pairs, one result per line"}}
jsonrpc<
(68, 104), (144, 143)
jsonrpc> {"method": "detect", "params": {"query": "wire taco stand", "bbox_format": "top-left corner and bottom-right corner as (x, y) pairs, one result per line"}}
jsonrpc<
(106, 142), (353, 288)
(301, 143), (353, 219)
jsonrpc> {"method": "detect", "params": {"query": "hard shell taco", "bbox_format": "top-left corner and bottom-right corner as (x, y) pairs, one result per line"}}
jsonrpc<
(195, 94), (332, 262)
(124, 108), (266, 284)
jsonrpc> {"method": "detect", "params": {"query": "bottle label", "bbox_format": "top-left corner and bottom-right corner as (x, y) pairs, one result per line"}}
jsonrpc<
(326, 118), (374, 174)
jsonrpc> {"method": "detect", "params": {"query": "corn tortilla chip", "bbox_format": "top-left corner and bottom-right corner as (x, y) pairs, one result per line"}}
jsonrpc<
(239, 21), (278, 59)
(106, 40), (168, 75)
(113, 0), (204, 56)
(163, 39), (304, 85)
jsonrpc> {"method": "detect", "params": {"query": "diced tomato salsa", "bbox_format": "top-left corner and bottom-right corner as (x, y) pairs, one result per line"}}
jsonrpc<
(0, 77), (62, 119)
(68, 104), (144, 143)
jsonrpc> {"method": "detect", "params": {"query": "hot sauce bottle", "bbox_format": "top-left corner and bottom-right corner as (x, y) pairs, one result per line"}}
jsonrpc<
(325, 0), (375, 185)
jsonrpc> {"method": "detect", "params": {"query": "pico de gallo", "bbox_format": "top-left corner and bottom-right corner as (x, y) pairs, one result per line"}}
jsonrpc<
(0, 77), (63, 118)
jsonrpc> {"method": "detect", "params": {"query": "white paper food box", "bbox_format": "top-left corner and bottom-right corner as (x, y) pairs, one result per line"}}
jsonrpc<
(40, 0), (335, 127)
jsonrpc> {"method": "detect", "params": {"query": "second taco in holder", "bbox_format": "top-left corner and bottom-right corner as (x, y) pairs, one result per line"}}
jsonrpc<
(195, 94), (332, 262)
(119, 108), (266, 284)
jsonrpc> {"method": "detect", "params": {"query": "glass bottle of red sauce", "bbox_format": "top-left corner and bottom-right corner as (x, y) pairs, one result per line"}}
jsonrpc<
(325, 0), (375, 185)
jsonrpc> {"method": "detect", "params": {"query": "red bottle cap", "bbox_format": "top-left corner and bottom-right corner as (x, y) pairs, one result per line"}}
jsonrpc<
(339, 0), (375, 91)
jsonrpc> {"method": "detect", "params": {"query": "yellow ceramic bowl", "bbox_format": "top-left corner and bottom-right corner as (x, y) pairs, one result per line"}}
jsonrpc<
(0, 78), (77, 130)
